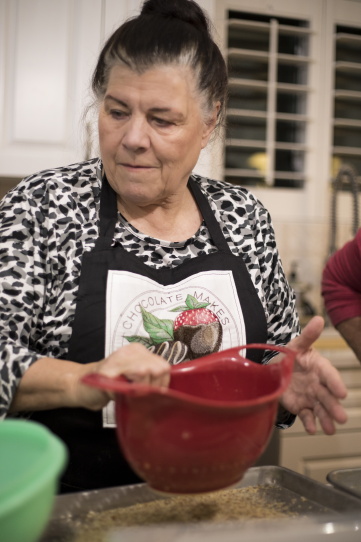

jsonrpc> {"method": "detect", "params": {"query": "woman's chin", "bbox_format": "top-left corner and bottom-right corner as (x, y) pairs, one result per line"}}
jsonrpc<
(116, 185), (165, 207)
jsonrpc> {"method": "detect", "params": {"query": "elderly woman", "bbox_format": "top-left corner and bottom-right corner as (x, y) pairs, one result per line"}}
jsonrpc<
(0, 0), (347, 493)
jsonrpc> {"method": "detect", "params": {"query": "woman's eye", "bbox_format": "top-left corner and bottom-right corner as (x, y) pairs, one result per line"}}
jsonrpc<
(154, 118), (171, 127)
(110, 109), (126, 120)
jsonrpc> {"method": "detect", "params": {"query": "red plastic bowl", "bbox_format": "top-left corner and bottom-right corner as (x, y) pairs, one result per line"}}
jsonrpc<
(83, 344), (295, 494)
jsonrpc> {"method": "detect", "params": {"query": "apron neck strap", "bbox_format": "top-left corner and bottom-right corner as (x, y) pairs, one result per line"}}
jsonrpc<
(188, 177), (231, 253)
(97, 173), (231, 254)
(99, 173), (118, 239)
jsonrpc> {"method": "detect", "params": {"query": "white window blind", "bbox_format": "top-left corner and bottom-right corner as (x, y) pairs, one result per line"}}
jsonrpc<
(224, 11), (312, 189)
(332, 24), (361, 186)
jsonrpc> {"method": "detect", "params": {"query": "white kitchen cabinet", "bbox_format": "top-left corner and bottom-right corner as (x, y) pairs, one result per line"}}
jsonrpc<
(0, 0), (140, 178)
(0, 0), (104, 177)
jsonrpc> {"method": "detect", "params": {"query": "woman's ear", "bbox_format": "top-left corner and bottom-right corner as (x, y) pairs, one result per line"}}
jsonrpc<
(201, 101), (221, 149)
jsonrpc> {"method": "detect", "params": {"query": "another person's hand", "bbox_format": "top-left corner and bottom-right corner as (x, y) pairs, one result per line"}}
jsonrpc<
(74, 343), (170, 411)
(279, 316), (348, 435)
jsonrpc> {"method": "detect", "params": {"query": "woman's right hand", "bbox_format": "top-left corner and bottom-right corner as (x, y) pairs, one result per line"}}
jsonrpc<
(74, 343), (171, 411)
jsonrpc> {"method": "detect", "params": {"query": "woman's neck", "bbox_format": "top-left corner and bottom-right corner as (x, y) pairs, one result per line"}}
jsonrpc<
(117, 186), (203, 242)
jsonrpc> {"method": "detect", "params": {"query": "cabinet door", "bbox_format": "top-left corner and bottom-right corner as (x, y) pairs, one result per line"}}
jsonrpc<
(280, 430), (361, 483)
(0, 0), (103, 177)
(302, 455), (361, 484)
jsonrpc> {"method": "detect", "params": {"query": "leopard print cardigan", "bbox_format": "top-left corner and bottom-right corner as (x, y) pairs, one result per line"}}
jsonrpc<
(0, 158), (300, 425)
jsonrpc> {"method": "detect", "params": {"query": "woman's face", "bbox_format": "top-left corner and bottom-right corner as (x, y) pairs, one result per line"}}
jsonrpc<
(98, 64), (217, 207)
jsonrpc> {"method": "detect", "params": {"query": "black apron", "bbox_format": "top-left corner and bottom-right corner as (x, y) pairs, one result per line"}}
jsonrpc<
(32, 175), (267, 493)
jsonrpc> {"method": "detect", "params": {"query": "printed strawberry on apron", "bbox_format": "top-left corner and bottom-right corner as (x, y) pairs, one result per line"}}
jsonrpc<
(125, 294), (223, 364)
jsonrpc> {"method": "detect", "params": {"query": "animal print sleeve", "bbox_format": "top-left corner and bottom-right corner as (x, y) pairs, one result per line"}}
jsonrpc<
(204, 178), (300, 357)
(0, 185), (46, 419)
(259, 207), (300, 359)
(256, 206), (299, 429)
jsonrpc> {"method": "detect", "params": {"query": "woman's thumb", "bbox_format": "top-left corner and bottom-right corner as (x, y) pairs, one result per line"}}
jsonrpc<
(288, 315), (324, 353)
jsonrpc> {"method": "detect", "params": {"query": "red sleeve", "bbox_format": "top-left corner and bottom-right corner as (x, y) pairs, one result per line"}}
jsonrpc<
(322, 228), (361, 327)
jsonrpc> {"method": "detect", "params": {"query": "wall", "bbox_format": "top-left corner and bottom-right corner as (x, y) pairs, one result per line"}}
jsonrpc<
(273, 214), (358, 314)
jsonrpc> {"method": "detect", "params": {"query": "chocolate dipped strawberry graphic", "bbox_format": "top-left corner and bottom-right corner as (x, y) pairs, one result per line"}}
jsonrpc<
(171, 295), (222, 359)
(125, 295), (222, 363)
(125, 306), (190, 365)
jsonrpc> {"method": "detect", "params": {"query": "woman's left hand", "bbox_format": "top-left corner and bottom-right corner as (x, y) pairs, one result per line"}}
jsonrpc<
(279, 316), (348, 435)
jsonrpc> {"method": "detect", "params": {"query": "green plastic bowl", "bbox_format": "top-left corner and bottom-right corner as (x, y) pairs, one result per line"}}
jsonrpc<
(0, 419), (68, 542)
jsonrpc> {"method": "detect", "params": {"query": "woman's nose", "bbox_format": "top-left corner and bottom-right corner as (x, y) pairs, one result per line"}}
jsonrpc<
(121, 115), (150, 152)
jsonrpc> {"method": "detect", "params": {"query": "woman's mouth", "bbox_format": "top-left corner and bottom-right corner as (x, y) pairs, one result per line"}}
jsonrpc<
(121, 163), (155, 170)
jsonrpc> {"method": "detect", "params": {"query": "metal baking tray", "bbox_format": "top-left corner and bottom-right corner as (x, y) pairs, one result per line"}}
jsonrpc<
(40, 466), (361, 542)
(327, 467), (361, 500)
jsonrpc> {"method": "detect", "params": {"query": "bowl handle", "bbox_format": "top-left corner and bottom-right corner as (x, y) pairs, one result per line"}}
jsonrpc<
(82, 344), (296, 395)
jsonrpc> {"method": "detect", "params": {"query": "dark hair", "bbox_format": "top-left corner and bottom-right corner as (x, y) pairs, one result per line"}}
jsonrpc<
(92, 0), (227, 131)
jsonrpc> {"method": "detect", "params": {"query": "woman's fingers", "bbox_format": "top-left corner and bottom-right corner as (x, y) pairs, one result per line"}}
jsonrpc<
(316, 383), (348, 425)
(298, 408), (317, 435)
(149, 361), (171, 387)
(317, 356), (348, 400)
(150, 370), (170, 388)
(307, 353), (348, 430)
(98, 343), (171, 387)
(298, 403), (337, 435)
(78, 343), (171, 410)
(127, 361), (170, 387)
(297, 382), (347, 435)
(287, 316), (324, 353)
(313, 402), (337, 435)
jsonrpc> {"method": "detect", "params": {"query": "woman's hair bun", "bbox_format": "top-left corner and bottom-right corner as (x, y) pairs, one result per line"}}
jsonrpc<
(140, 0), (209, 34)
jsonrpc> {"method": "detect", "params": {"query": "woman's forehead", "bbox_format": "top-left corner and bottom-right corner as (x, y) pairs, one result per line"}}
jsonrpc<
(105, 64), (197, 112)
